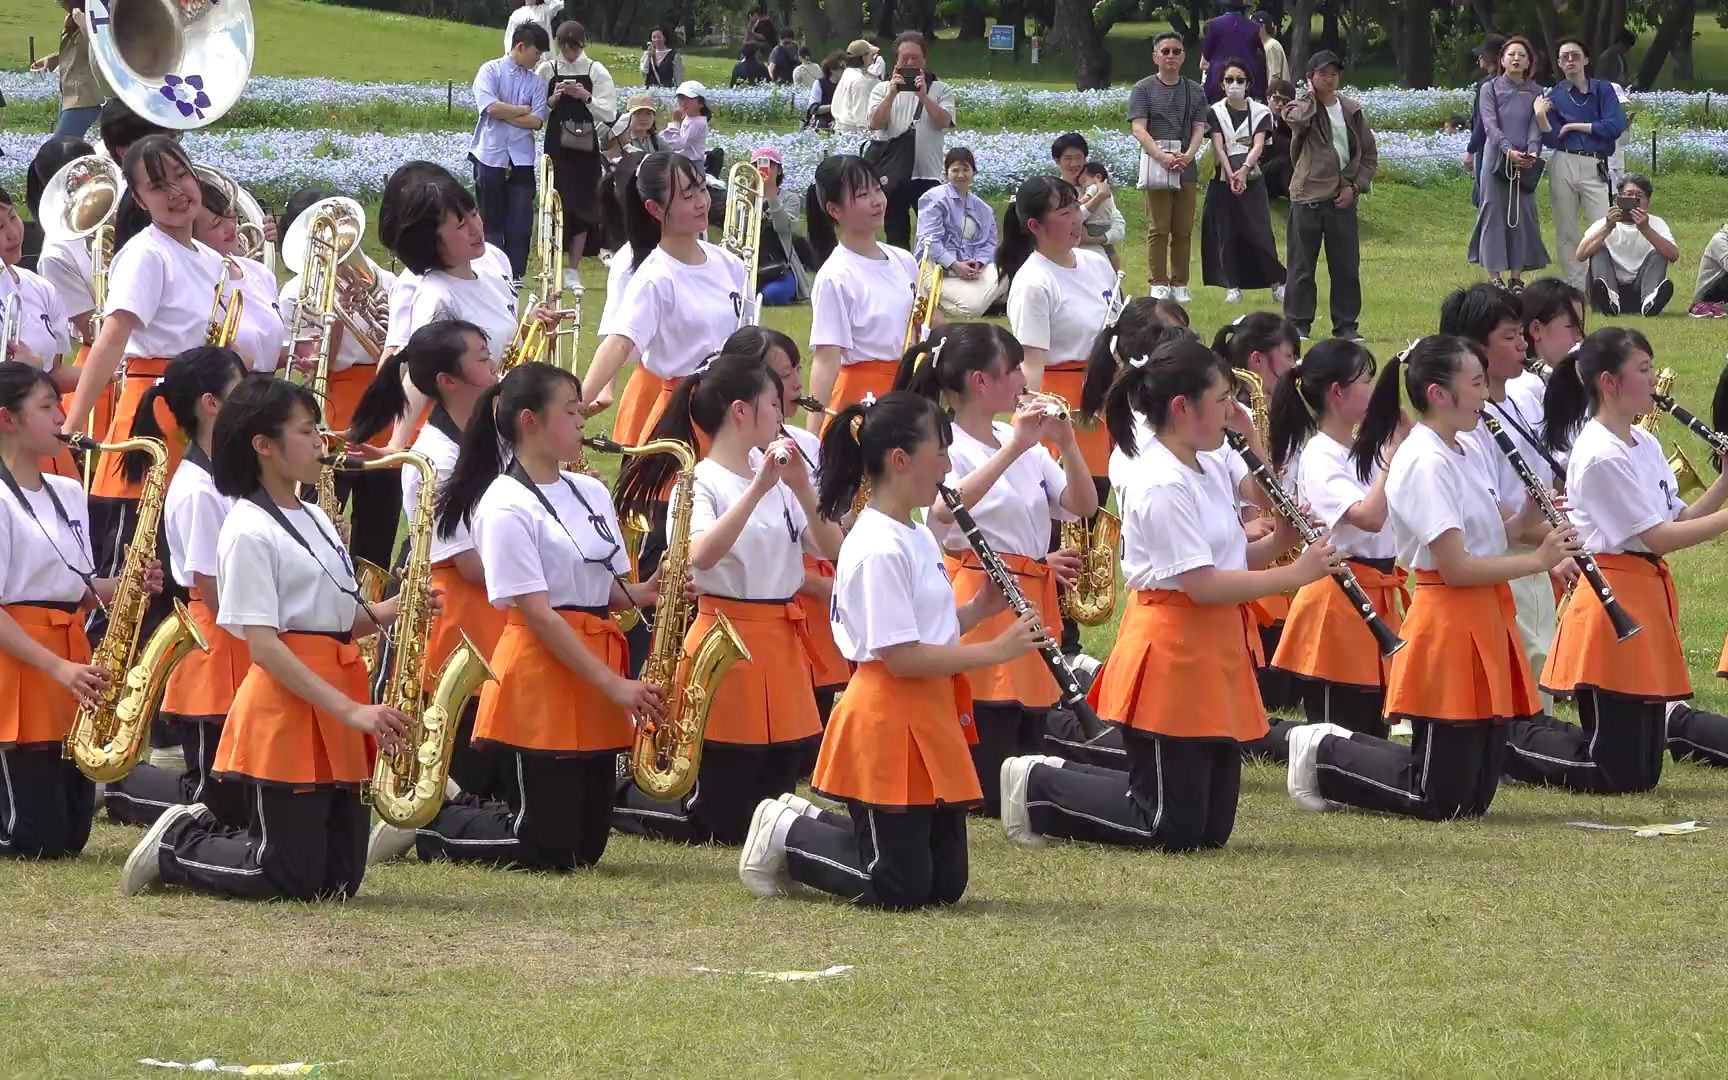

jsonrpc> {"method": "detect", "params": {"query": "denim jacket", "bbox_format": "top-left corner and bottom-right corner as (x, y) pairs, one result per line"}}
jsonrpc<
(914, 183), (998, 268)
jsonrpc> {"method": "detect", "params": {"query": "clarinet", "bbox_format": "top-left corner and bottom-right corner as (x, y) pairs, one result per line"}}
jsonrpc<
(1480, 415), (1641, 642)
(1224, 432), (1406, 657)
(937, 485), (1105, 733)
(1653, 393), (1728, 458)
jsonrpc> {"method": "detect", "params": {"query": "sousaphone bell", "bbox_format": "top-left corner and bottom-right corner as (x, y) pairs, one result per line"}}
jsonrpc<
(86, 0), (254, 130)
(39, 155), (126, 246)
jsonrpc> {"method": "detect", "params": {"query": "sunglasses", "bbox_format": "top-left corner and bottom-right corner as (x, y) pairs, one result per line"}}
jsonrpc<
(1156, 48), (1184, 56)
(1222, 76), (1248, 85)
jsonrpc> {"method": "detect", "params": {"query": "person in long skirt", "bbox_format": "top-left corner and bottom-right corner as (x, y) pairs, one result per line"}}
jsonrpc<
(536, 21), (616, 294)
(738, 391), (1043, 908)
(1467, 37), (1549, 291)
(1286, 335), (1578, 820)
(998, 337), (1335, 852)
(1200, 59), (1286, 304)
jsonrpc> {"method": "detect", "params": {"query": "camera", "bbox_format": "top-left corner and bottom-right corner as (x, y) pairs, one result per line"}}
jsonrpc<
(1613, 194), (1639, 213)
(894, 66), (920, 89)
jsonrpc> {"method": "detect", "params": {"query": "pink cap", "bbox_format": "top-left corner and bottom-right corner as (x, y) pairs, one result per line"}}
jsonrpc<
(749, 146), (783, 166)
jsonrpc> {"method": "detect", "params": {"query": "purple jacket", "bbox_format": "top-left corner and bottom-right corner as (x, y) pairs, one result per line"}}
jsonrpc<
(1201, 13), (1265, 102)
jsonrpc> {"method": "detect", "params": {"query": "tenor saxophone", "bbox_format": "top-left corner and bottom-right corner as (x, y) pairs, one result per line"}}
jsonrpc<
(325, 449), (498, 829)
(1020, 391), (1120, 627)
(583, 435), (750, 801)
(61, 435), (210, 783)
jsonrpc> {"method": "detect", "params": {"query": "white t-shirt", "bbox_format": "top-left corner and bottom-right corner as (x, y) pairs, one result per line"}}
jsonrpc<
(596, 242), (637, 336)
(383, 268), (422, 351)
(1118, 434), (1247, 592)
(103, 225), (225, 360)
(607, 241), (747, 380)
(1108, 412), (1247, 501)
(163, 455), (231, 590)
(281, 258), (398, 372)
(1480, 385), (1553, 498)
(1594, 214), (1675, 285)
(503, 0), (561, 53)
(1007, 249), (1118, 365)
(1386, 422), (1510, 569)
(1565, 419), (1685, 554)
(1, 266), (71, 368)
(865, 77), (957, 181)
(1325, 99), (1349, 169)
(831, 67), (880, 133)
(473, 470), (628, 608)
(680, 457), (807, 599)
(407, 246), (517, 367)
(36, 235), (95, 320)
(0, 473), (93, 605)
(1290, 431), (1396, 561)
(808, 242), (917, 363)
(831, 507), (958, 662)
(927, 421), (1070, 559)
(221, 256), (288, 374)
(216, 498), (359, 634)
(406, 417), (472, 564)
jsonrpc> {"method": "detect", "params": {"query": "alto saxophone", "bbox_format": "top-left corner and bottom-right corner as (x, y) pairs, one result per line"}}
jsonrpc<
(584, 435), (751, 801)
(61, 435), (210, 782)
(325, 449), (498, 829)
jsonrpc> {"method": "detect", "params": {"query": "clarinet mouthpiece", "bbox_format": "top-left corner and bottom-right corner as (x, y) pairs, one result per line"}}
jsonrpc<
(583, 435), (626, 455)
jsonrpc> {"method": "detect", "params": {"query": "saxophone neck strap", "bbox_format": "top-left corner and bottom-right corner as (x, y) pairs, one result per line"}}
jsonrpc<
(0, 454), (97, 594)
(506, 459), (641, 620)
(244, 489), (374, 628)
(428, 404), (463, 445)
(182, 443), (214, 476)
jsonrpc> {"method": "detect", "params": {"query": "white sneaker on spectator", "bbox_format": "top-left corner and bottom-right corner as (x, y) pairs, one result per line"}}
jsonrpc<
(1642, 278), (1674, 317)
(1149, 285), (1171, 300)
(1272, 283), (1286, 303)
(1224, 288), (1243, 303)
(1172, 286), (1192, 303)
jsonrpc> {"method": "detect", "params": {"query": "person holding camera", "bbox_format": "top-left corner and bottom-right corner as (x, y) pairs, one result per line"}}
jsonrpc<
(866, 31), (955, 251)
(749, 148), (815, 306)
(640, 26), (684, 89)
(1577, 173), (1677, 317)
(536, 21), (614, 295)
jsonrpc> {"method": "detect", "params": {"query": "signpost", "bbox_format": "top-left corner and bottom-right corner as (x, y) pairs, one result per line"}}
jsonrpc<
(988, 23), (1016, 75)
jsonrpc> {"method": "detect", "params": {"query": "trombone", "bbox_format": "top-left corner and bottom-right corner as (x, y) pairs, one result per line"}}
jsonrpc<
(720, 161), (765, 330)
(533, 155), (581, 373)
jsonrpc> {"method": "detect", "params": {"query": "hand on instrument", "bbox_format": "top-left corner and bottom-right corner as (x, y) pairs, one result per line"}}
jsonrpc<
(967, 581), (1011, 621)
(1536, 521), (1582, 570)
(425, 586), (446, 618)
(345, 703), (413, 754)
(533, 303), (562, 330)
(989, 609), (1050, 663)
(1289, 532), (1342, 586)
(752, 438), (798, 491)
(1008, 401), (1059, 452)
(1242, 515), (1277, 542)
(345, 442), (391, 462)
(609, 675), (666, 724)
(141, 558), (164, 595)
(262, 217), (279, 244)
(1048, 546), (1083, 588)
(54, 660), (108, 706)
(1550, 560), (1580, 590)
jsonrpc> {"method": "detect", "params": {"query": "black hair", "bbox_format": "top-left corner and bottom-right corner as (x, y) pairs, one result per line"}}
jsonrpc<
(1555, 36), (1589, 58)
(807, 155), (880, 266)
(1519, 276), (1584, 355)
(893, 29), (926, 53)
(1080, 161), (1111, 181)
(0, 184), (11, 210)
(1051, 132), (1090, 162)
(741, 41), (761, 60)
(1079, 296), (1195, 419)
(1152, 298), (1191, 328)
(1102, 337), (1226, 456)
(815, 391), (950, 521)
(1150, 31), (1184, 51)
(721, 325), (801, 370)
(438, 362), (580, 540)
(25, 136), (93, 219)
(1211, 311), (1299, 371)
(390, 173), (480, 275)
(555, 20), (587, 50)
(1619, 172), (1653, 199)
(1349, 334), (1477, 482)
(196, 176), (233, 220)
(1438, 281), (1522, 347)
(1216, 55), (1255, 81)
(348, 319), (488, 443)
(943, 146), (976, 172)
(1542, 326), (1655, 454)
(510, 21), (550, 51)
(1613, 28), (1637, 49)
(0, 361), (60, 425)
(1268, 77), (1296, 99)
(115, 134), (198, 247)
(597, 151), (643, 252)
(211, 374), (323, 498)
(124, 346), (247, 482)
(620, 151), (709, 270)
(278, 185), (338, 242)
(616, 354), (782, 521)
(378, 161), (454, 254)
(98, 98), (167, 160)
(1268, 339), (1376, 471)
(891, 322), (1006, 404)
(996, 175), (1080, 279)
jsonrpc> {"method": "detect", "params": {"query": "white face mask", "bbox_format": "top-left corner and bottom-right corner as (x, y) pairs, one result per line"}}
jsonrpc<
(1224, 83), (1248, 102)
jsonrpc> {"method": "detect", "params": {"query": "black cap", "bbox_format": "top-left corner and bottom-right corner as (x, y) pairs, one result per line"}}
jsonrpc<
(1473, 33), (1507, 59)
(1306, 49), (1344, 73)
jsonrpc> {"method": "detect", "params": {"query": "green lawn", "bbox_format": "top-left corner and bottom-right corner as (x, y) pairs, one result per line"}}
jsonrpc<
(7, 177), (1728, 1076)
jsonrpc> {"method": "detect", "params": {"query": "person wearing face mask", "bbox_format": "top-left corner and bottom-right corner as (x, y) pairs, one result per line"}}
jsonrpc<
(1467, 36), (1549, 294)
(915, 148), (1002, 318)
(1201, 59), (1286, 306)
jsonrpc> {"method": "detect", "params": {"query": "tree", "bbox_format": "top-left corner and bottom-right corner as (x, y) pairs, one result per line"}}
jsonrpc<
(1286, 0), (1317, 76)
(1048, 0), (1130, 88)
(1634, 0), (1696, 87)
(1352, 0), (1436, 87)
(795, 0), (827, 40)
(827, 0), (864, 41)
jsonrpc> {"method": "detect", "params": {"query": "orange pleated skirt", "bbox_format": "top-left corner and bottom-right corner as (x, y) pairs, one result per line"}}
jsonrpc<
(424, 563), (507, 691)
(325, 364), (386, 444)
(611, 366), (667, 446)
(1271, 560), (1409, 689)
(798, 554), (850, 690)
(0, 603), (90, 747)
(1087, 589), (1268, 741)
(944, 549), (1060, 707)
(92, 358), (182, 501)
(1250, 592), (1291, 628)
(472, 607), (631, 754)
(1040, 361), (1112, 478)
(824, 359), (899, 422)
(161, 593), (250, 721)
(689, 596), (820, 745)
(1384, 570), (1538, 725)
(212, 632), (372, 787)
(811, 661), (981, 809)
(1544, 554), (1688, 700)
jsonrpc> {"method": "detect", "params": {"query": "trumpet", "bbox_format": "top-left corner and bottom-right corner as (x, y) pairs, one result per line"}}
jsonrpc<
(206, 263), (245, 347)
(904, 240), (944, 351)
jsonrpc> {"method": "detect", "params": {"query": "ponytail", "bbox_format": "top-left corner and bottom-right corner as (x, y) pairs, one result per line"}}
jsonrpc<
(1349, 334), (1476, 482)
(807, 155), (879, 268)
(437, 362), (579, 540)
(623, 152), (709, 270)
(994, 175), (1078, 280)
(1211, 310), (1299, 373)
(1079, 296), (1187, 420)
(1543, 327), (1654, 454)
(348, 319), (486, 443)
(346, 352), (409, 445)
(123, 345), (246, 483)
(815, 391), (949, 521)
(889, 322), (1002, 406)
(1267, 339), (1375, 471)
(1102, 337), (1224, 457)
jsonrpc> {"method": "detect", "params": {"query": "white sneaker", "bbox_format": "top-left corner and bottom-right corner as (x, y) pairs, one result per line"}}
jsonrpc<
(562, 268), (581, 292)
(1172, 286), (1193, 303)
(776, 792), (827, 819)
(999, 756), (1047, 847)
(1389, 719), (1414, 738)
(1224, 288), (1243, 304)
(1287, 723), (1350, 812)
(120, 802), (202, 896)
(1665, 699), (1688, 734)
(1272, 283), (1286, 303)
(444, 776), (462, 802)
(367, 821), (418, 865)
(1149, 285), (1172, 300)
(739, 798), (798, 897)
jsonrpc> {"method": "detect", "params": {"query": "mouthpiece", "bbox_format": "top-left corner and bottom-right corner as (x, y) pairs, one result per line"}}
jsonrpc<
(318, 452), (364, 469)
(582, 435), (626, 455)
(57, 432), (97, 452)
(793, 396), (834, 416)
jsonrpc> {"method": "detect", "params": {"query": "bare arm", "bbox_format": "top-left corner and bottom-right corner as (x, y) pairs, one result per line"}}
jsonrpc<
(1428, 527), (1565, 587)
(61, 309), (138, 434)
(805, 346), (842, 428)
(241, 625), (408, 746)
(581, 334), (641, 408)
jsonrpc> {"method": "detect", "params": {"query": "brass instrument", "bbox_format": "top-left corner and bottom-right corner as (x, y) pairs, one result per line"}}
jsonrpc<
(583, 435), (751, 801)
(282, 197), (388, 367)
(193, 164), (273, 273)
(0, 291), (21, 357)
(324, 449), (498, 829)
(87, 0), (255, 130)
(1522, 358), (1553, 381)
(721, 160), (765, 329)
(904, 240), (944, 351)
(60, 434), (210, 782)
(532, 156), (582, 372)
(1020, 388), (1120, 624)
(205, 260), (245, 347)
(498, 291), (546, 374)
(1232, 367), (1272, 451)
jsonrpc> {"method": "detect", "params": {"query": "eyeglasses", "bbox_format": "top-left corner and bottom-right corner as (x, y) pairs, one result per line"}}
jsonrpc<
(1156, 48), (1184, 56)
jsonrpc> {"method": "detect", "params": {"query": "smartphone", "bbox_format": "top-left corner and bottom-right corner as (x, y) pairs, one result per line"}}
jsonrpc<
(894, 66), (920, 88)
(1614, 194), (1638, 213)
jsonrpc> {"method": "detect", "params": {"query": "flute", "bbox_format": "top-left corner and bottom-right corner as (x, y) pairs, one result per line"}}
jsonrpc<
(937, 485), (1107, 734)
(1480, 415), (1640, 642)
(1224, 432), (1406, 657)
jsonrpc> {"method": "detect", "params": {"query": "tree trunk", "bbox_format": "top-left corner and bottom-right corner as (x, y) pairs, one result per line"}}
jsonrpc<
(1675, 15), (1694, 80)
(957, 0), (986, 39)
(1532, 1), (1560, 78)
(1635, 0), (1694, 90)
(1051, 0), (1112, 88)
(1287, 0), (1316, 77)
(795, 0), (827, 41)
(875, 0), (895, 37)
(826, 0), (863, 42)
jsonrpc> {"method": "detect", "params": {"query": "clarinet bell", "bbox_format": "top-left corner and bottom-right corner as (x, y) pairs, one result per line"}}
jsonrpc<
(1605, 596), (1642, 643)
(1369, 614), (1407, 658)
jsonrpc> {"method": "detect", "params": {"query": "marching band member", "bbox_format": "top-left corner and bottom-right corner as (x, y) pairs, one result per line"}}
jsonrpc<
(394, 174), (519, 368)
(613, 354), (842, 845)
(582, 151), (747, 443)
(120, 375), (414, 899)
(2, 185), (79, 463)
(375, 160), (446, 395)
(384, 362), (663, 872)
(1285, 335), (1578, 820)
(1665, 370), (1728, 766)
(896, 322), (1096, 814)
(1520, 277), (1585, 385)
(804, 155), (922, 418)
(101, 347), (249, 827)
(188, 178), (285, 375)
(997, 338), (1333, 852)
(1502, 329), (1728, 792)
(0, 361), (154, 858)
(739, 391), (1042, 907)
(1265, 339), (1406, 744)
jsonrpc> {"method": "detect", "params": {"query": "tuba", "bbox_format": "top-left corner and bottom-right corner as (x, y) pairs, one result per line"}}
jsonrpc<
(584, 435), (750, 801)
(87, 0), (254, 130)
(61, 434), (210, 782)
(325, 450), (498, 829)
(721, 160), (765, 329)
(904, 240), (944, 351)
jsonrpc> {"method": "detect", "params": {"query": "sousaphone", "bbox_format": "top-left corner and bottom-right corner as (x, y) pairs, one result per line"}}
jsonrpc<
(39, 155), (127, 246)
(87, 0), (254, 130)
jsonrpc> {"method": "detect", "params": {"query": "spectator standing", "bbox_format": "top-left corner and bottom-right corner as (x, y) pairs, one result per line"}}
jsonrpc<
(1464, 33), (1506, 207)
(1128, 32), (1208, 302)
(866, 32), (955, 250)
(469, 23), (550, 279)
(1535, 38), (1628, 291)
(792, 47), (823, 94)
(731, 42), (771, 87)
(1577, 173), (1677, 317)
(1595, 28), (1636, 87)
(1262, 78), (1295, 200)
(1256, 12), (1289, 86)
(537, 20), (614, 292)
(832, 40), (882, 135)
(1199, 0), (1266, 103)
(769, 29), (801, 84)
(1051, 134), (1123, 268)
(29, 0), (106, 139)
(1467, 36), (1549, 291)
(915, 147), (1004, 317)
(504, 0), (562, 54)
(641, 26), (685, 89)
(804, 51), (846, 131)
(1280, 50), (1377, 343)
(660, 82), (711, 169)
(1200, 59), (1285, 304)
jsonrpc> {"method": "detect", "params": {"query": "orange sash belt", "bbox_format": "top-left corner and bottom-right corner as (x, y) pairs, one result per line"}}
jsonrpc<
(824, 359), (899, 430)
(0, 603), (90, 746)
(1270, 559), (1409, 689)
(472, 606), (631, 754)
(92, 357), (181, 501)
(1040, 361), (1112, 478)
(797, 553), (849, 690)
(161, 591), (251, 720)
(612, 366), (667, 446)
(212, 631), (372, 787)
(943, 549), (1062, 707)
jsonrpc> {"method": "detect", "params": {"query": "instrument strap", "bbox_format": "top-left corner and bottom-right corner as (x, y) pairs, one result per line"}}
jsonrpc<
(0, 455), (99, 598)
(244, 488), (384, 639)
(507, 460), (644, 623)
(427, 405), (462, 445)
(182, 444), (213, 475)
(1488, 396), (1564, 483)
